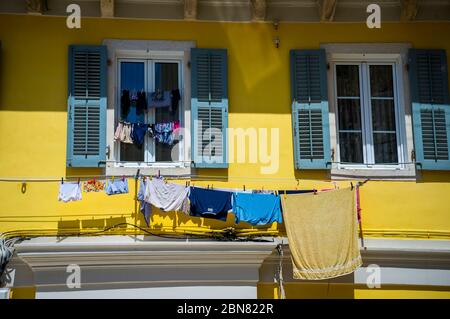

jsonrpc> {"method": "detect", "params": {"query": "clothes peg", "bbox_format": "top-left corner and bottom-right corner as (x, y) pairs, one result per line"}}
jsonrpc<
(112, 176), (115, 182)
(77, 178), (80, 184)
(350, 182), (354, 190)
(122, 175), (125, 182)
(283, 190), (287, 200)
(243, 185), (246, 191)
(61, 177), (64, 184)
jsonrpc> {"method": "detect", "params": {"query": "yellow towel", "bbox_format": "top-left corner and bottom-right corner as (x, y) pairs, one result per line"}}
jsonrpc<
(281, 188), (362, 280)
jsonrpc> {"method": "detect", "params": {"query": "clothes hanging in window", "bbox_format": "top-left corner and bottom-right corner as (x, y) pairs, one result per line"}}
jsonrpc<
(144, 177), (189, 214)
(119, 122), (134, 144)
(154, 121), (179, 145)
(232, 192), (282, 225)
(58, 182), (82, 202)
(105, 178), (129, 195)
(121, 89), (130, 119)
(189, 187), (232, 221)
(170, 89), (181, 114)
(131, 123), (148, 147)
(148, 90), (171, 108)
(136, 91), (147, 115)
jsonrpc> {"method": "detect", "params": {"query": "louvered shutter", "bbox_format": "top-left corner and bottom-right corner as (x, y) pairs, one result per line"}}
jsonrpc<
(67, 45), (107, 167)
(409, 49), (450, 170)
(290, 49), (330, 169)
(191, 48), (228, 168)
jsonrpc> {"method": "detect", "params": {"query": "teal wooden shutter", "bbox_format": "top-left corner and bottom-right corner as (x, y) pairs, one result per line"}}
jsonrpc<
(409, 49), (450, 170)
(290, 49), (330, 169)
(67, 45), (107, 167)
(191, 48), (228, 168)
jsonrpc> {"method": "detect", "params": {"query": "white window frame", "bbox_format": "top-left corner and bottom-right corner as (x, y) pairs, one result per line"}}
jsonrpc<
(116, 57), (184, 167)
(103, 39), (195, 176)
(333, 58), (406, 170)
(322, 43), (416, 180)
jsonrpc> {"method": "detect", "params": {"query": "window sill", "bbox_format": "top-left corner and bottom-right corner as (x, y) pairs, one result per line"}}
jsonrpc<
(105, 163), (191, 178)
(330, 164), (417, 180)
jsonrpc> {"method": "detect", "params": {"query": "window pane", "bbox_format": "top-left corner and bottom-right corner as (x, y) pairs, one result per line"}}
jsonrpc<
(371, 99), (396, 131)
(338, 99), (362, 130)
(373, 133), (398, 163)
(370, 65), (394, 97)
(120, 61), (145, 162)
(336, 64), (364, 164)
(336, 65), (360, 97)
(339, 132), (364, 163)
(154, 62), (179, 162)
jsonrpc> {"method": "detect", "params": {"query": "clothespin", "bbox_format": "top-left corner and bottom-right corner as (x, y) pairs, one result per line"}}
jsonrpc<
(77, 177), (80, 184)
(296, 179), (300, 190)
(135, 169), (140, 180)
(112, 176), (115, 182)
(157, 170), (161, 178)
(122, 175), (125, 182)
(283, 190), (287, 200)
(350, 182), (354, 191)
(243, 185), (246, 191)
(61, 177), (64, 184)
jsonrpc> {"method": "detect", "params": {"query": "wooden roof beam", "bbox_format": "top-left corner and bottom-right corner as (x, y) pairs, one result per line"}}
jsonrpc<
(184, 0), (198, 20)
(319, 0), (338, 22)
(26, 0), (45, 15)
(101, 0), (114, 18)
(251, 0), (267, 21)
(401, 0), (419, 21)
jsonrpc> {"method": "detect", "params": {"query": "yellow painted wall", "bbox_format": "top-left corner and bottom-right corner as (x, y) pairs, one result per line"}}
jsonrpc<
(257, 283), (450, 299)
(0, 15), (450, 239)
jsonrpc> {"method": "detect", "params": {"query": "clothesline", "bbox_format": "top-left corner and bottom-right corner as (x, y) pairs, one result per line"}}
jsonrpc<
(0, 174), (371, 188)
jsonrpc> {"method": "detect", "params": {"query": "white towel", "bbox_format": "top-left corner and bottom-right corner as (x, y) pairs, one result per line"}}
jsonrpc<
(58, 182), (82, 203)
(144, 178), (189, 214)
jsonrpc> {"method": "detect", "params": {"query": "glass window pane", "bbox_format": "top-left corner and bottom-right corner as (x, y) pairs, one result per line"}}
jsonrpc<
(373, 133), (398, 164)
(370, 65), (394, 97)
(336, 65), (360, 97)
(371, 99), (396, 131)
(338, 99), (362, 130)
(339, 132), (364, 163)
(120, 61), (145, 162)
(154, 62), (180, 162)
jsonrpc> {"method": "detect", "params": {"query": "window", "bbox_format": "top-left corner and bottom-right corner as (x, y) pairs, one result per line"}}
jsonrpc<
(116, 58), (183, 165)
(334, 61), (404, 168)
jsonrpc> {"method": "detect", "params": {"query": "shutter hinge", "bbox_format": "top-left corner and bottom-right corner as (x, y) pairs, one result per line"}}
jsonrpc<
(411, 149), (416, 162)
(106, 145), (110, 159)
(331, 148), (335, 161)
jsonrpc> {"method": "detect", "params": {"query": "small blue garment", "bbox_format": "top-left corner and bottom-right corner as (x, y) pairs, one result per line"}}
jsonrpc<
(189, 187), (232, 221)
(132, 123), (147, 146)
(137, 179), (151, 226)
(232, 192), (282, 225)
(105, 178), (129, 195)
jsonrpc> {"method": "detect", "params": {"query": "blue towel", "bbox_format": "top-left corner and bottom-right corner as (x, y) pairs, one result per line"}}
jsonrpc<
(189, 187), (232, 221)
(232, 192), (282, 225)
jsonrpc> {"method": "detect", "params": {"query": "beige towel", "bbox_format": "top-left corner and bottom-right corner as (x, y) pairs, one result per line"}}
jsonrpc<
(281, 188), (362, 280)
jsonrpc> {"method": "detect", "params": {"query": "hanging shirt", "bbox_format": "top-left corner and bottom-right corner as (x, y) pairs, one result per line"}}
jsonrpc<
(144, 178), (189, 214)
(58, 182), (82, 202)
(154, 122), (175, 145)
(120, 123), (134, 144)
(137, 178), (152, 226)
(131, 123), (147, 146)
(189, 187), (232, 221)
(232, 192), (282, 226)
(105, 178), (129, 195)
(148, 91), (171, 108)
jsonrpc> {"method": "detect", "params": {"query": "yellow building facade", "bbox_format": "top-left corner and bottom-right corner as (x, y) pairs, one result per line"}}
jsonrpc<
(0, 2), (450, 299)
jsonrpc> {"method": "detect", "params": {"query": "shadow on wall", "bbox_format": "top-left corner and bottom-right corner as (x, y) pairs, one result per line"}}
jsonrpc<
(417, 170), (450, 183)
